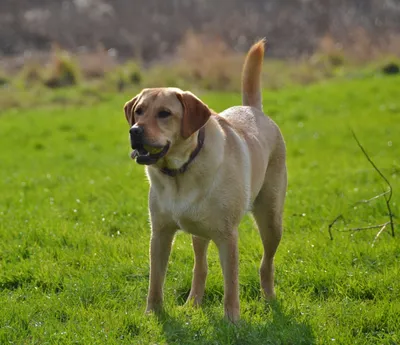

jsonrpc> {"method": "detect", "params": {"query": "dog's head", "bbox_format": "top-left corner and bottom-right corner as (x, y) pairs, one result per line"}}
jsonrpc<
(124, 88), (211, 166)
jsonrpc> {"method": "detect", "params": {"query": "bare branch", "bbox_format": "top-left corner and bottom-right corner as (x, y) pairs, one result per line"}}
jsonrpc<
(351, 129), (395, 237)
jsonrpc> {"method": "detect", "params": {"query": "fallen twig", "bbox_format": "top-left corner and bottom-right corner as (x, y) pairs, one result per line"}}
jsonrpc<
(371, 222), (389, 247)
(337, 222), (390, 232)
(351, 130), (395, 238)
(328, 130), (395, 242)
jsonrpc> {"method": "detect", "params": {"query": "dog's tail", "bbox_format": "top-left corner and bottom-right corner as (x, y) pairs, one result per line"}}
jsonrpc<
(241, 38), (265, 111)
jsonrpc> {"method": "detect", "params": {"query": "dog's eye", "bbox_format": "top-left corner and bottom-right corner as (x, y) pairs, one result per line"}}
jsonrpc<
(135, 107), (143, 116)
(158, 110), (171, 118)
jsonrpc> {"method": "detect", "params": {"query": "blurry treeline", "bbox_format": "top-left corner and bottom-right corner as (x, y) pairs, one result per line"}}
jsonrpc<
(0, 0), (399, 103)
(1, 0), (400, 61)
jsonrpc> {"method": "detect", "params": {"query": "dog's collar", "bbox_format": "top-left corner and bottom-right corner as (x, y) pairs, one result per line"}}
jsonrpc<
(159, 127), (205, 177)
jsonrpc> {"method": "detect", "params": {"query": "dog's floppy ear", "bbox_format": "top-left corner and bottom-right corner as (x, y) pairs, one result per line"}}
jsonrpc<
(176, 91), (212, 139)
(123, 94), (140, 126)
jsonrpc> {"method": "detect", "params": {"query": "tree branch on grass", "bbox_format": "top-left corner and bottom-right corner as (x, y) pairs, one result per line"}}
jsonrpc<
(328, 130), (395, 243)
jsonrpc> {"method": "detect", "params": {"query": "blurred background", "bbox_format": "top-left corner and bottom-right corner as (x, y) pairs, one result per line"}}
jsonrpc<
(0, 0), (399, 99)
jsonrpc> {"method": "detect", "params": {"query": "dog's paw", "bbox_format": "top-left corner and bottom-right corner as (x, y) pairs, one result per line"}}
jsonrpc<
(185, 295), (203, 308)
(145, 302), (163, 315)
(224, 307), (240, 324)
(262, 288), (276, 301)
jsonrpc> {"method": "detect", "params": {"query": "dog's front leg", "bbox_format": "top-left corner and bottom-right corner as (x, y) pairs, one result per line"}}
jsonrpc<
(186, 235), (210, 306)
(146, 227), (176, 314)
(215, 230), (240, 323)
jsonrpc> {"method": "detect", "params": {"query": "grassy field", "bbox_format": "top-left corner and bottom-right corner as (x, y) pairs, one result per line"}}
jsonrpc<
(0, 74), (399, 344)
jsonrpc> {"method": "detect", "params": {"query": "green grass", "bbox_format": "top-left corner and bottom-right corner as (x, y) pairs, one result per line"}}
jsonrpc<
(0, 74), (399, 344)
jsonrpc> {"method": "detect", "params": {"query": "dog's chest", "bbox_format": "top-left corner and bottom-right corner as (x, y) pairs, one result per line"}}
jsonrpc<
(150, 176), (221, 237)
(156, 185), (205, 221)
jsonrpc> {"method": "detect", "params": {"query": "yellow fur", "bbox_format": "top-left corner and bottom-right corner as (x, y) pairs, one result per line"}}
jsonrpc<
(241, 38), (266, 111)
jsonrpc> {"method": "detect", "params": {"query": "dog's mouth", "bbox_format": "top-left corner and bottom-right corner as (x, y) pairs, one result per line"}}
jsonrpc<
(131, 142), (170, 165)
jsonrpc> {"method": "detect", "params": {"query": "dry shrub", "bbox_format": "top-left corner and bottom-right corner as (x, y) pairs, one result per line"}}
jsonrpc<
(346, 27), (379, 63)
(298, 33), (347, 84)
(170, 31), (347, 91)
(18, 60), (45, 87)
(78, 43), (117, 79)
(386, 33), (400, 57)
(317, 28), (400, 64)
(315, 33), (346, 67)
(44, 43), (80, 88)
(118, 60), (142, 86)
(143, 63), (193, 90)
(143, 32), (340, 91)
(99, 60), (143, 92)
(174, 31), (243, 91)
(0, 73), (9, 87)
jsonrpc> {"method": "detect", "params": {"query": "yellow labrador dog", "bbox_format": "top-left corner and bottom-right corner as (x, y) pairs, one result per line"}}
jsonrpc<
(124, 39), (287, 323)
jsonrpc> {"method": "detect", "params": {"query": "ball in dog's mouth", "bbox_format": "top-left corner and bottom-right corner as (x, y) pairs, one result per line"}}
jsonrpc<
(131, 142), (170, 165)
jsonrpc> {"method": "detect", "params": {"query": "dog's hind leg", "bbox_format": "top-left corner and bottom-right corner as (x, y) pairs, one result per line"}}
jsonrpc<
(252, 159), (287, 298)
(186, 235), (210, 306)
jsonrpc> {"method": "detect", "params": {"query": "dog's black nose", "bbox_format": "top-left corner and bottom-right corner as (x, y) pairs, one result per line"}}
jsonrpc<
(130, 125), (144, 138)
(130, 125), (144, 149)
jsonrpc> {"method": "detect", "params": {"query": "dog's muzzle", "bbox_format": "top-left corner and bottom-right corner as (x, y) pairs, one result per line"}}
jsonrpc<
(130, 125), (144, 149)
(129, 125), (170, 165)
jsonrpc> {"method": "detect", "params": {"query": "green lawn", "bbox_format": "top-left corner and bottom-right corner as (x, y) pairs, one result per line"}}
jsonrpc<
(0, 75), (399, 344)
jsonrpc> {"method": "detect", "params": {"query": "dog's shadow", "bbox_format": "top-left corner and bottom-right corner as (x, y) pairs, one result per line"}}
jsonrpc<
(155, 299), (315, 345)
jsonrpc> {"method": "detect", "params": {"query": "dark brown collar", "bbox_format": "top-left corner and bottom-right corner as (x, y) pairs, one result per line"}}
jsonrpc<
(159, 127), (205, 177)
